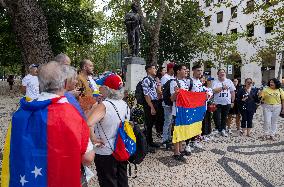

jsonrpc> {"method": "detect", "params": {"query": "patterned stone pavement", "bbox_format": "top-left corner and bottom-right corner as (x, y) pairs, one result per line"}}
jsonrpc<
(0, 81), (284, 187)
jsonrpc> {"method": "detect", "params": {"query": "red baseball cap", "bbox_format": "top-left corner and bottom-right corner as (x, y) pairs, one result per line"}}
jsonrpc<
(167, 63), (175, 71)
(104, 74), (123, 90)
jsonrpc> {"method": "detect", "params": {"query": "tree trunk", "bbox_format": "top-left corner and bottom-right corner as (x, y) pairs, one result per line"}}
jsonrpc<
(1, 0), (53, 72)
(148, 0), (165, 65)
(135, 0), (165, 65)
(149, 27), (160, 65)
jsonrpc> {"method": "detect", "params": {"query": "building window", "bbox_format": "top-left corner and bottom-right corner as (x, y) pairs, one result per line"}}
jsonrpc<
(265, 19), (274, 33)
(217, 32), (223, 35)
(231, 6), (237, 18)
(205, 16), (211, 27)
(231, 28), (237, 34)
(246, 0), (254, 13)
(217, 11), (223, 23)
(205, 0), (213, 7)
(247, 24), (254, 37)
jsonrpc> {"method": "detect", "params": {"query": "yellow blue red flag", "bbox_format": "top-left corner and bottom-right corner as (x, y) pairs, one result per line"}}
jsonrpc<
(172, 89), (207, 143)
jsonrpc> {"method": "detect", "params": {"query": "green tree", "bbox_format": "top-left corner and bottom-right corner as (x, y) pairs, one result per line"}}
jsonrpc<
(0, 8), (22, 75)
(0, 0), (117, 75)
(157, 1), (204, 64)
(0, 0), (53, 70)
(109, 0), (166, 65)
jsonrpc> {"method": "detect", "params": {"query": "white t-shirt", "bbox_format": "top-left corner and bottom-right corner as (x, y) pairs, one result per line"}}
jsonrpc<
(22, 74), (39, 100)
(212, 78), (236, 105)
(88, 76), (99, 92)
(161, 73), (175, 86)
(170, 79), (189, 116)
(189, 77), (203, 92)
(94, 99), (130, 155)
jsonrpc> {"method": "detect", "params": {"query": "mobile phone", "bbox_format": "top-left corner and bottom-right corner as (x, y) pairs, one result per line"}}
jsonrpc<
(78, 87), (85, 93)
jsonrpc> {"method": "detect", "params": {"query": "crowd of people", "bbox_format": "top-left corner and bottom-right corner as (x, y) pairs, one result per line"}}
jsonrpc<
(140, 62), (284, 162)
(2, 55), (284, 187)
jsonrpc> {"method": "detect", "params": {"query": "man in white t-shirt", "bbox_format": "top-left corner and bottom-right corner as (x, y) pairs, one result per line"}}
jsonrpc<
(21, 64), (40, 100)
(161, 63), (175, 147)
(170, 64), (190, 162)
(212, 69), (236, 137)
(184, 64), (206, 152)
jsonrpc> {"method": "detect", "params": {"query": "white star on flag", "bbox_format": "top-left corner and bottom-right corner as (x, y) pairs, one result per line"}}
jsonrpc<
(31, 166), (43, 178)
(20, 175), (28, 186)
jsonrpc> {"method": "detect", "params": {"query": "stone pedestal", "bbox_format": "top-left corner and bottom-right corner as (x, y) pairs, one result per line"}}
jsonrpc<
(125, 57), (146, 92)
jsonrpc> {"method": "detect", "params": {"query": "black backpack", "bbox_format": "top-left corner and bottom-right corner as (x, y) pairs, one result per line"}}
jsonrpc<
(135, 77), (153, 105)
(129, 123), (147, 165)
(127, 123), (147, 178)
(162, 78), (193, 106)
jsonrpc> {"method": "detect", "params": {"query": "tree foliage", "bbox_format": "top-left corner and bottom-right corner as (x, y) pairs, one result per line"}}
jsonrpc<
(0, 8), (22, 74)
(0, 0), (122, 75)
(157, 1), (204, 64)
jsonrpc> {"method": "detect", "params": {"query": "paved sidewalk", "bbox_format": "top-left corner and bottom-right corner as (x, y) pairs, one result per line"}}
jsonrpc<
(1, 91), (284, 186)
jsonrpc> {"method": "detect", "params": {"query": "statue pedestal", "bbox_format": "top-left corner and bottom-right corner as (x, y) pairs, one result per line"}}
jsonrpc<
(125, 57), (146, 92)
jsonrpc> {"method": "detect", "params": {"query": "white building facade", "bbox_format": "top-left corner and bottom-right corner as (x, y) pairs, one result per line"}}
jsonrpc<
(198, 0), (283, 86)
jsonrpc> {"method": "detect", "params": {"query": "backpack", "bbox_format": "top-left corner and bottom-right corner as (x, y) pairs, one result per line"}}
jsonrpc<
(99, 100), (136, 161)
(135, 77), (154, 105)
(129, 123), (147, 165)
(162, 78), (193, 106)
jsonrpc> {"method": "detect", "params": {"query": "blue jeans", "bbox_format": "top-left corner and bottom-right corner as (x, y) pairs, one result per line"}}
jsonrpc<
(162, 106), (173, 142)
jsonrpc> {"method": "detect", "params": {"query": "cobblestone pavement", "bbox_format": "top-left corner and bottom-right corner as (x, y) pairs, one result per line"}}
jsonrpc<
(0, 81), (284, 187)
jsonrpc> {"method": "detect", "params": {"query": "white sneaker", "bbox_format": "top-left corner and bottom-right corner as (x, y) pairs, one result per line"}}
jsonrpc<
(221, 130), (228, 137)
(228, 129), (232, 134)
(193, 141), (203, 148)
(185, 144), (192, 152)
(212, 129), (218, 135)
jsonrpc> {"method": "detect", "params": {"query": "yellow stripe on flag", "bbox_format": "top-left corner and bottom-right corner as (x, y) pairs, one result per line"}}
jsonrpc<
(124, 121), (136, 143)
(172, 121), (202, 143)
(1, 123), (12, 187)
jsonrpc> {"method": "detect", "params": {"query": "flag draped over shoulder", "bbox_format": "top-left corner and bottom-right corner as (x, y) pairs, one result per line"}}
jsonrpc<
(172, 89), (207, 143)
(1, 96), (89, 187)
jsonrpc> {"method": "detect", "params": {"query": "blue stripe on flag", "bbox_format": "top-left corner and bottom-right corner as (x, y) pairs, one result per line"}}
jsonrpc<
(10, 107), (48, 187)
(175, 106), (206, 126)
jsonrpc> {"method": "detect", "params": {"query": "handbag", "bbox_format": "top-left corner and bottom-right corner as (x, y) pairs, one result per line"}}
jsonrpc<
(207, 100), (217, 112)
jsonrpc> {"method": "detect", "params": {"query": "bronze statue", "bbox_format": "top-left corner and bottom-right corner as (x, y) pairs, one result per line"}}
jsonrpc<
(125, 3), (144, 57)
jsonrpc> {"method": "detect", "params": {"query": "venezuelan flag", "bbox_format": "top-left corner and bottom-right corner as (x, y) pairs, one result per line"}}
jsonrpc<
(1, 97), (89, 187)
(112, 120), (136, 161)
(172, 89), (207, 143)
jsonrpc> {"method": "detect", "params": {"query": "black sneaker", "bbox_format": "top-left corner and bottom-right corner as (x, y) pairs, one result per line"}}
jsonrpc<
(149, 142), (160, 148)
(173, 154), (186, 162)
(147, 146), (156, 153)
(181, 150), (191, 157)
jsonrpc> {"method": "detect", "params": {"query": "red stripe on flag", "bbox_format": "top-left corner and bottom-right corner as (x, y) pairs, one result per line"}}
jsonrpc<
(112, 134), (130, 161)
(47, 103), (89, 187)
(176, 89), (206, 108)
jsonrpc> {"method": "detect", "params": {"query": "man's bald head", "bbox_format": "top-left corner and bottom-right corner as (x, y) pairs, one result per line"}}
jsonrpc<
(54, 53), (71, 65)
